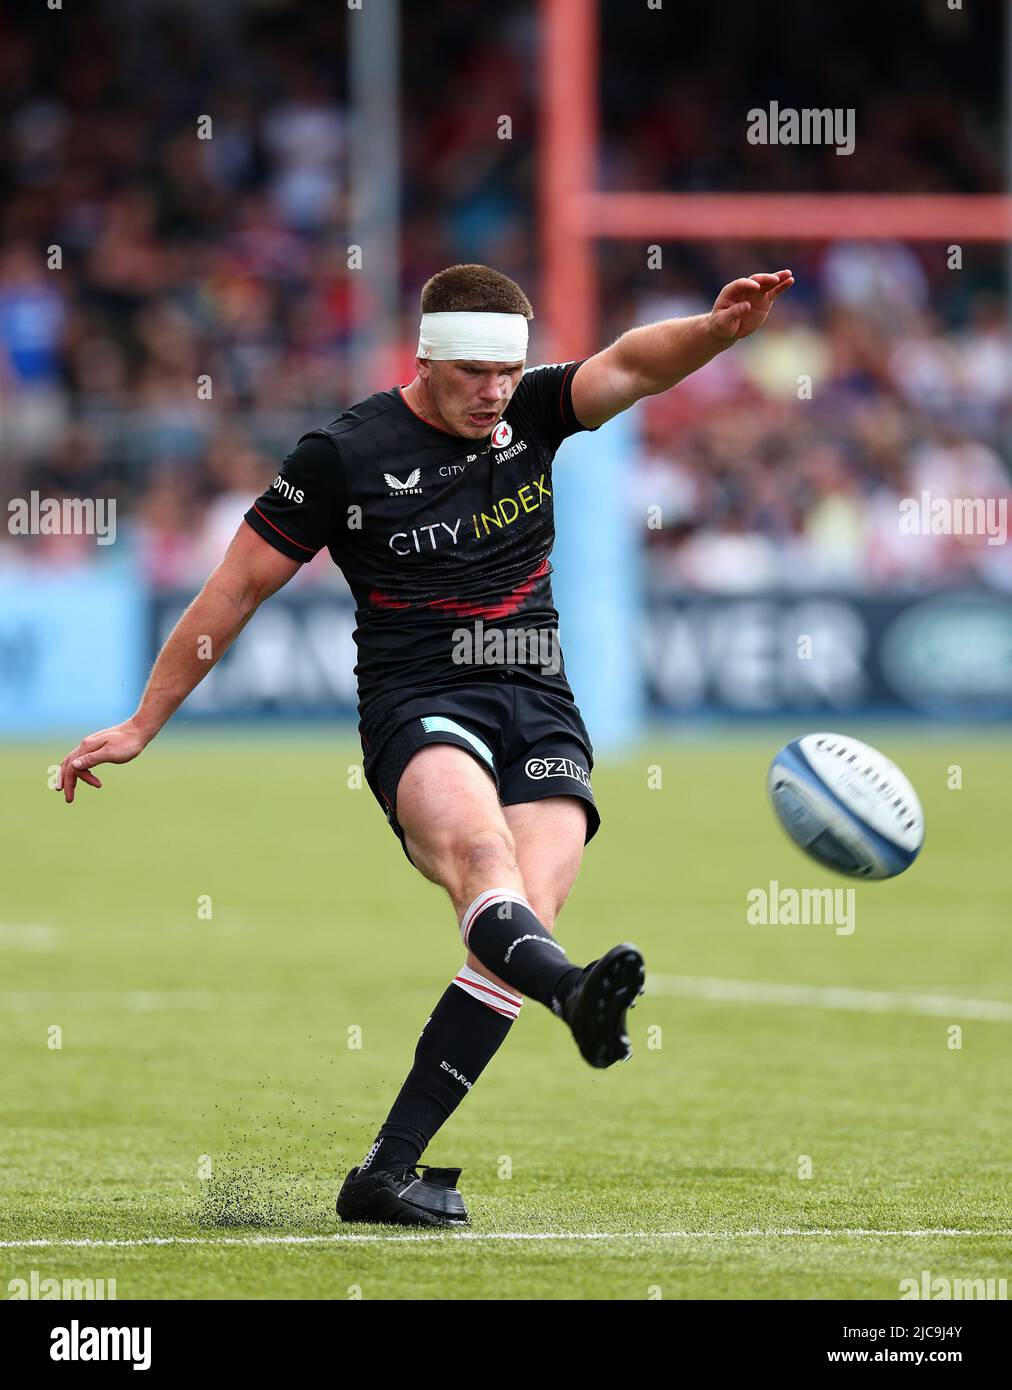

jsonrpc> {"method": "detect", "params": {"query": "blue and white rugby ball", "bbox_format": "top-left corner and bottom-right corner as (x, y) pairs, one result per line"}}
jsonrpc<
(768, 732), (924, 879)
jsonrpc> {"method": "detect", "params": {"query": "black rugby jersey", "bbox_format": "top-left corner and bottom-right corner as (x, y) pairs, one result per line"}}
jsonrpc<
(244, 360), (597, 728)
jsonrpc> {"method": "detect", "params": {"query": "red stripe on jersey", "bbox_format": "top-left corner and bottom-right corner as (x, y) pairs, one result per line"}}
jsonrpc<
(427, 558), (549, 621)
(251, 506), (318, 554)
(368, 557), (549, 621)
(368, 589), (413, 609)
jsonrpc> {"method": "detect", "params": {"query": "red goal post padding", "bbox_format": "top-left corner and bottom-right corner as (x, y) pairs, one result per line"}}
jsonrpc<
(578, 192), (1012, 243)
(539, 0), (1012, 358)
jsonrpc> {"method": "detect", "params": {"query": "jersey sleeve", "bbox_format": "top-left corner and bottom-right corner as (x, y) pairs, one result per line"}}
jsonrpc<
(244, 433), (346, 562)
(513, 360), (600, 448)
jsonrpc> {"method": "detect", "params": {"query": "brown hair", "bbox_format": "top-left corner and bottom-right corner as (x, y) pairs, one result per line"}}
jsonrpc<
(420, 264), (533, 318)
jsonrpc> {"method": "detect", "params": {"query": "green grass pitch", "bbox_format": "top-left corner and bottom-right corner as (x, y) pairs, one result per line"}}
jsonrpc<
(2, 728), (1010, 1300)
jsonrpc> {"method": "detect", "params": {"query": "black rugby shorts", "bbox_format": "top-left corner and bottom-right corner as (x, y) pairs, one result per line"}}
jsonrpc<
(361, 676), (599, 861)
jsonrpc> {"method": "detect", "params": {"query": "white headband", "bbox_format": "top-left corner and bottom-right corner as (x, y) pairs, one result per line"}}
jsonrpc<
(417, 311), (528, 362)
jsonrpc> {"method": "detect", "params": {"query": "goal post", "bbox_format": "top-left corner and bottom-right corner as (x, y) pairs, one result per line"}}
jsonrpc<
(538, 0), (1012, 749)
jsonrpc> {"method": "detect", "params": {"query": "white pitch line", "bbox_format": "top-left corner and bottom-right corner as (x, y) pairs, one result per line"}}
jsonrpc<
(649, 975), (1012, 1022)
(0, 924), (59, 952)
(1, 1229), (1009, 1250)
(1, 991), (278, 1013)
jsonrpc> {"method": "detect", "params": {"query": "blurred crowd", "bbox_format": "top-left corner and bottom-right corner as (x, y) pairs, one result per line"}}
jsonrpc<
(630, 260), (1012, 592)
(1, 0), (1008, 591)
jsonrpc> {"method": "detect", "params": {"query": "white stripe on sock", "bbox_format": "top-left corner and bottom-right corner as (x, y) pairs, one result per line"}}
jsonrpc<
(459, 889), (531, 947)
(453, 962), (523, 1018)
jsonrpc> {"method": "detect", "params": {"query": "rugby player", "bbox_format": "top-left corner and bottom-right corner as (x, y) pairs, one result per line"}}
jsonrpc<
(57, 263), (793, 1227)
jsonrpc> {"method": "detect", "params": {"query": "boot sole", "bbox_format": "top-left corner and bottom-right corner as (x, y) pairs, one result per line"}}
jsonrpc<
(569, 944), (645, 1068)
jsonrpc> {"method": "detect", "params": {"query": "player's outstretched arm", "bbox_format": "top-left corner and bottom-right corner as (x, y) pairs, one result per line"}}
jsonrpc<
(571, 269), (795, 428)
(56, 523), (301, 803)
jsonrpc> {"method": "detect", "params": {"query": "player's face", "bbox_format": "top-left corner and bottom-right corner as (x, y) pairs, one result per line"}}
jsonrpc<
(421, 359), (525, 439)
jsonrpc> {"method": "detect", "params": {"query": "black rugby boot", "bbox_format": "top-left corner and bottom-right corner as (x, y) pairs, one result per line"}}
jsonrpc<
(337, 1163), (468, 1227)
(562, 944), (645, 1068)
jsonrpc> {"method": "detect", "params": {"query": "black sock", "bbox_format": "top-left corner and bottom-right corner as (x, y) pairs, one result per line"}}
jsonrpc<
(461, 889), (583, 1016)
(361, 964), (522, 1175)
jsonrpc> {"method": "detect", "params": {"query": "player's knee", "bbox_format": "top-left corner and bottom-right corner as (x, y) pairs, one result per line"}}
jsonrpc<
(454, 826), (517, 888)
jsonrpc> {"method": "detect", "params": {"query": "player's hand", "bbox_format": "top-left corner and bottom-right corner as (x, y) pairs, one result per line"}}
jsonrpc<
(709, 270), (794, 344)
(56, 719), (151, 804)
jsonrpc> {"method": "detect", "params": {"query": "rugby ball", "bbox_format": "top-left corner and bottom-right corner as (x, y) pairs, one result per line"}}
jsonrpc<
(768, 732), (924, 879)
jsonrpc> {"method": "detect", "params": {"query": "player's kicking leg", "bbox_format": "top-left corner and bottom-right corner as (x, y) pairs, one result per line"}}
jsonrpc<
(337, 745), (643, 1227)
(497, 796), (646, 1072)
